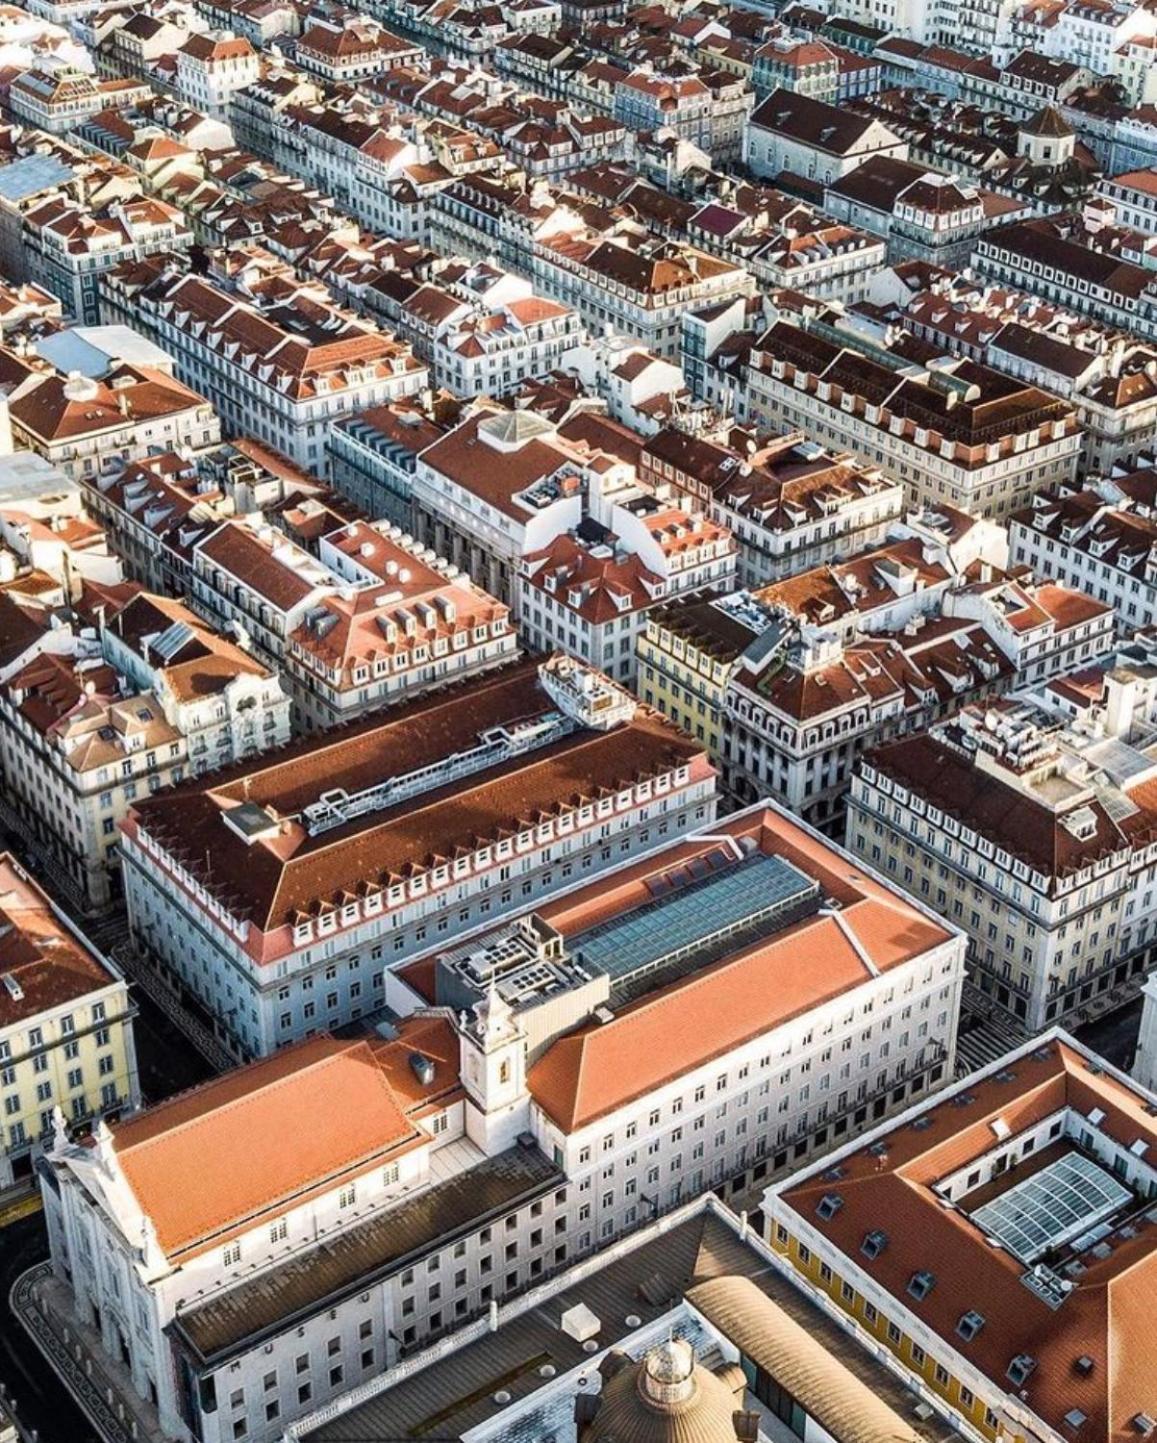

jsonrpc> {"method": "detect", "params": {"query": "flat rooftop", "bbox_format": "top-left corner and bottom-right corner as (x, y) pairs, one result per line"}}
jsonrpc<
(301, 1200), (968, 1443)
(171, 1140), (562, 1364)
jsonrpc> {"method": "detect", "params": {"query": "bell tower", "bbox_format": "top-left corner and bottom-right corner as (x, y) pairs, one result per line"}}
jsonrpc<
(458, 982), (530, 1154)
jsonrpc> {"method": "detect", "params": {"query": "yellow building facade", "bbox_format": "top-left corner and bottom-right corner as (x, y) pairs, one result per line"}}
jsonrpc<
(638, 592), (764, 759)
(0, 854), (140, 1190)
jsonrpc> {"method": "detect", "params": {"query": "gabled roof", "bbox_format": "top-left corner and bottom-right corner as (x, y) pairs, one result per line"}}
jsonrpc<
(750, 87), (894, 156)
(0, 853), (117, 1028)
(127, 659), (704, 930)
(528, 807), (953, 1130)
(862, 729), (1129, 880)
(111, 1036), (420, 1259)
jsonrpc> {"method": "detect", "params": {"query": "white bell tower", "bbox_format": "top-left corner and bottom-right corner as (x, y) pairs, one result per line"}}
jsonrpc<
(459, 982), (530, 1155)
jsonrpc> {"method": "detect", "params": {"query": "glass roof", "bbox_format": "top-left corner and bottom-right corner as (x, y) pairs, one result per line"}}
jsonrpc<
(573, 851), (817, 985)
(970, 1151), (1131, 1264)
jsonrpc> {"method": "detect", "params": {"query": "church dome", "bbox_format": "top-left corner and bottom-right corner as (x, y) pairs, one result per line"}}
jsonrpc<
(579, 1338), (755, 1443)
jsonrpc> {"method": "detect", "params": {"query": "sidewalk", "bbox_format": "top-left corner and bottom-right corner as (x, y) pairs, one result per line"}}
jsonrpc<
(108, 943), (235, 1074)
(0, 801), (96, 921)
(10, 1265), (166, 1443)
(0, 1185), (40, 1231)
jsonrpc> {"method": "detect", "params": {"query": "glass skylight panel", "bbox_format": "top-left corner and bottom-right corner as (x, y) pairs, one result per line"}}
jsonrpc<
(970, 1152), (1131, 1263)
(574, 853), (814, 983)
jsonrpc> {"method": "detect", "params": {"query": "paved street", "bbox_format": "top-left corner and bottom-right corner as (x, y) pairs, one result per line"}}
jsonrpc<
(0, 830), (214, 1443)
(1074, 995), (1144, 1073)
(129, 983), (217, 1107)
(0, 1216), (99, 1443)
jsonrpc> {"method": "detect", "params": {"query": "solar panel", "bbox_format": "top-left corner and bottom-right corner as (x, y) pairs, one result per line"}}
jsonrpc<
(970, 1152), (1131, 1264)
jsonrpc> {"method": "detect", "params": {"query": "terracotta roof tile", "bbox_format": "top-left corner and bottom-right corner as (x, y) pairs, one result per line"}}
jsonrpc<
(528, 807), (953, 1130)
(112, 1036), (420, 1259)
(779, 1040), (1157, 1443)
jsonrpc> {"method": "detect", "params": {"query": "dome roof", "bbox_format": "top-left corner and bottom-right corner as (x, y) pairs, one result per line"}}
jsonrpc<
(637, 1338), (701, 1409)
(644, 1338), (695, 1395)
(581, 1339), (753, 1443)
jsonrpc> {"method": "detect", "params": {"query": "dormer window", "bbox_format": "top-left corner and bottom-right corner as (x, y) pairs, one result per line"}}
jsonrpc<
(1007, 1354), (1036, 1387)
(907, 1269), (936, 1301)
(861, 1229), (888, 1260)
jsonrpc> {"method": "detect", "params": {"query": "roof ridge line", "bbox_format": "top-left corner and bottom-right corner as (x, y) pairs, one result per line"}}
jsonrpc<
(828, 905), (879, 978)
(118, 1037), (362, 1152)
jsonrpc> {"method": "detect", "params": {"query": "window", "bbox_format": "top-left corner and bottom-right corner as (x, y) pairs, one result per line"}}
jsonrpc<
(907, 1270), (935, 1301)
(861, 1229), (888, 1260)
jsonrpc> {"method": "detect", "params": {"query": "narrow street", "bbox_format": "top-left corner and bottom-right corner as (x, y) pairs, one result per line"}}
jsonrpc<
(0, 823), (217, 1107)
(0, 829), (215, 1443)
(0, 1216), (99, 1443)
(1074, 995), (1144, 1074)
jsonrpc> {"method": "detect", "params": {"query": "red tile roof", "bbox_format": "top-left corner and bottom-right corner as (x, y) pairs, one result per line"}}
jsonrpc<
(0, 854), (118, 1028)
(779, 1039), (1157, 1443)
(128, 659), (706, 931)
(528, 807), (953, 1130)
(111, 1036), (420, 1259)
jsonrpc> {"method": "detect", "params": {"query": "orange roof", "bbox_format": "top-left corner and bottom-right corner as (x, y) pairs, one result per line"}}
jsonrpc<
(780, 1039), (1157, 1443)
(527, 807), (953, 1131)
(0, 854), (117, 1027)
(112, 1037), (420, 1259)
(370, 1014), (463, 1110)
